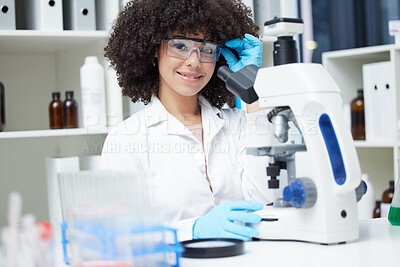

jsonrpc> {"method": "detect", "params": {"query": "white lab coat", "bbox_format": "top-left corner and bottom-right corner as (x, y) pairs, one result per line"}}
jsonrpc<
(101, 95), (274, 240)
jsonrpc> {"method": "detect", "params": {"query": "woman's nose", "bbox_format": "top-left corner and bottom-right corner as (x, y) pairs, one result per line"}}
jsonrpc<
(185, 48), (201, 67)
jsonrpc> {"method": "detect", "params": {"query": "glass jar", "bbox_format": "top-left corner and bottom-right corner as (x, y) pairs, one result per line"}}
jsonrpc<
(388, 179), (400, 226)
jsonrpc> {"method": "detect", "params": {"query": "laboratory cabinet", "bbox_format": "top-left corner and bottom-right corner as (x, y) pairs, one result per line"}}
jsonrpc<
(322, 45), (400, 200)
(0, 1), (124, 226)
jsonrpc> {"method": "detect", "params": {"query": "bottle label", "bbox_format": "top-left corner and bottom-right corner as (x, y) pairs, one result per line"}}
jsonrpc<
(381, 203), (391, 217)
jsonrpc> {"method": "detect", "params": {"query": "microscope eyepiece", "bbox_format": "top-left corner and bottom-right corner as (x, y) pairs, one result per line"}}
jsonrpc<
(217, 65), (259, 104)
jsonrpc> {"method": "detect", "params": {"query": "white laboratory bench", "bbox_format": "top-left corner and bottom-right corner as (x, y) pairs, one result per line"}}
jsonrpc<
(180, 218), (398, 267)
(0, 218), (396, 267)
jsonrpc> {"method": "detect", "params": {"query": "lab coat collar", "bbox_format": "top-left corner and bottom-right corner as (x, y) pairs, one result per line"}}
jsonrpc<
(143, 95), (168, 128)
(198, 94), (222, 119)
(144, 95), (224, 139)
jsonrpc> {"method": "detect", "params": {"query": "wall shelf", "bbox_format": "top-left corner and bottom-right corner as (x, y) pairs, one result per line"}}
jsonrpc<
(354, 140), (397, 148)
(322, 44), (394, 61)
(0, 128), (109, 139)
(0, 30), (109, 54)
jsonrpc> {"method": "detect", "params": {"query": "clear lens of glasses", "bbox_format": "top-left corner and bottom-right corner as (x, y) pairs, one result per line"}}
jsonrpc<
(164, 37), (221, 63)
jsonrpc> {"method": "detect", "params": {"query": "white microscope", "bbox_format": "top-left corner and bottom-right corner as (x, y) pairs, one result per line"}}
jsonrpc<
(218, 18), (364, 244)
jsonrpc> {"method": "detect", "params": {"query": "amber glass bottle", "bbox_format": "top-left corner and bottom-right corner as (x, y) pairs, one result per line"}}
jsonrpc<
(373, 200), (381, 218)
(63, 91), (79, 128)
(49, 92), (63, 129)
(350, 89), (365, 140)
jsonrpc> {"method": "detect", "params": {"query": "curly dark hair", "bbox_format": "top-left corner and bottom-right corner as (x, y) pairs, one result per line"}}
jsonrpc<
(105, 0), (259, 108)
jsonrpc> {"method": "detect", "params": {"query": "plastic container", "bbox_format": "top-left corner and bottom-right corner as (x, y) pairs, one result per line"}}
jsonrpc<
(350, 89), (365, 140)
(381, 180), (394, 217)
(388, 179), (400, 226)
(49, 92), (63, 129)
(80, 56), (106, 129)
(57, 170), (182, 267)
(357, 174), (374, 220)
(63, 91), (79, 128)
(66, 216), (182, 267)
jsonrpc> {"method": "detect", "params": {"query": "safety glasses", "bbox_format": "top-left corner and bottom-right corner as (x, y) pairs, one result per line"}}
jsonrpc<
(163, 37), (222, 63)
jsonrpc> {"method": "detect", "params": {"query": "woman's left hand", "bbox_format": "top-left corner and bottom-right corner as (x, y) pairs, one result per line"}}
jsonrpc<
(221, 33), (263, 72)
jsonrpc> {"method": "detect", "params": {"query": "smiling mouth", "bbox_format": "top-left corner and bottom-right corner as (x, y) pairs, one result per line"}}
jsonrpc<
(177, 72), (203, 79)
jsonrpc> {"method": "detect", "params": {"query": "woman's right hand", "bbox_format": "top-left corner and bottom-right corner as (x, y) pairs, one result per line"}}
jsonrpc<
(192, 200), (263, 241)
(221, 33), (263, 72)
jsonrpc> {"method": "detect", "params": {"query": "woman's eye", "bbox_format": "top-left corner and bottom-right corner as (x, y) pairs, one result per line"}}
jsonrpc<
(173, 43), (187, 51)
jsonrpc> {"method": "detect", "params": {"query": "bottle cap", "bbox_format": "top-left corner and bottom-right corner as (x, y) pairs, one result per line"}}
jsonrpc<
(85, 56), (99, 64)
(52, 92), (60, 98)
(357, 89), (363, 94)
(66, 91), (74, 97)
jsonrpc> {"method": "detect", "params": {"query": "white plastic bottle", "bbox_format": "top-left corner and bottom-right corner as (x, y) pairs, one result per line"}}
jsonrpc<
(357, 174), (374, 220)
(80, 56), (106, 130)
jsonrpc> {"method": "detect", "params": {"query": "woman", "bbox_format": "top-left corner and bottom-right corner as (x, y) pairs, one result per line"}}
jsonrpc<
(101, 0), (273, 241)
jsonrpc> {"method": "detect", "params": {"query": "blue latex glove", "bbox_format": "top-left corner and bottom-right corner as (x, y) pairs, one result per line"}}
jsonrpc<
(221, 33), (263, 72)
(192, 200), (263, 241)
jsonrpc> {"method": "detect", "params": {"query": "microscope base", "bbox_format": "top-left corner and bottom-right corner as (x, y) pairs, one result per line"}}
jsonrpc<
(252, 206), (359, 245)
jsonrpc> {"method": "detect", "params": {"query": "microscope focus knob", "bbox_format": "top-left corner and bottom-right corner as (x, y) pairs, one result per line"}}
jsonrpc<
(283, 178), (317, 208)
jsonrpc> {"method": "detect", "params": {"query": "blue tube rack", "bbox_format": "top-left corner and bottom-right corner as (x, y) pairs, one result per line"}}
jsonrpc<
(60, 221), (184, 266)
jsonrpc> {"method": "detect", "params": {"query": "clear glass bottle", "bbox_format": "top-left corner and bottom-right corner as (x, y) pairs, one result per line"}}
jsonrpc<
(63, 91), (79, 128)
(0, 82), (5, 132)
(49, 92), (63, 129)
(388, 179), (400, 226)
(350, 89), (365, 140)
(381, 180), (394, 217)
